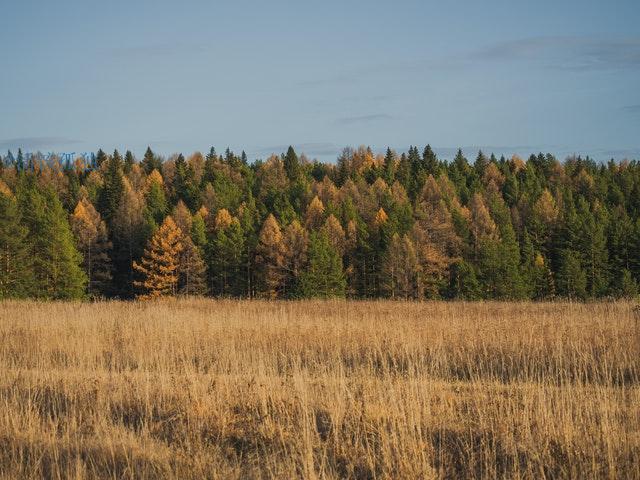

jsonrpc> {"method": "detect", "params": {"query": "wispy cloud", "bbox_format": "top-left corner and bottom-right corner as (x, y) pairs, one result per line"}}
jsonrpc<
(622, 104), (640, 114)
(0, 137), (82, 151)
(108, 42), (208, 59)
(254, 142), (340, 158)
(335, 114), (392, 125)
(471, 36), (640, 71)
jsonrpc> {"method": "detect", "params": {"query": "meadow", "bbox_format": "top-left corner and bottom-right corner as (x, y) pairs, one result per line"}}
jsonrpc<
(0, 300), (638, 479)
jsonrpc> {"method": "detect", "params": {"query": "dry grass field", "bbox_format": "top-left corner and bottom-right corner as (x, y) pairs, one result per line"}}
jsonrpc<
(0, 300), (638, 479)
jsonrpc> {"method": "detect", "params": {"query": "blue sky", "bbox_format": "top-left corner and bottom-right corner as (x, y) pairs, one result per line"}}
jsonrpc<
(1, 0), (639, 162)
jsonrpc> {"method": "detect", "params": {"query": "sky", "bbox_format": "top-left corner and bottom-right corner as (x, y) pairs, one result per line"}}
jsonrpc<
(1, 0), (639, 163)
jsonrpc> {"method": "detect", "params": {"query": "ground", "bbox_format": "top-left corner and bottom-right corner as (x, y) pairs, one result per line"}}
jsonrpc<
(0, 300), (638, 479)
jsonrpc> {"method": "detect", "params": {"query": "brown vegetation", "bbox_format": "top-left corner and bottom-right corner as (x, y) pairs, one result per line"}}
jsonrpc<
(0, 300), (638, 479)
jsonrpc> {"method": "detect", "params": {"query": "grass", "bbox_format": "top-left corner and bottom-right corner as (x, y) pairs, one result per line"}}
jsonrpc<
(0, 299), (638, 479)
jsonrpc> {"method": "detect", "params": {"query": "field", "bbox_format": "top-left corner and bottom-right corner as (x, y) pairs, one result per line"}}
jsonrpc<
(0, 300), (638, 479)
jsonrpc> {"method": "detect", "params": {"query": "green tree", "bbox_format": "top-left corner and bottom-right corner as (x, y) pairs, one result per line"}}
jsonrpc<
(298, 232), (346, 298)
(283, 145), (301, 181)
(0, 190), (34, 298)
(556, 249), (587, 299)
(17, 178), (86, 299)
(98, 150), (125, 224)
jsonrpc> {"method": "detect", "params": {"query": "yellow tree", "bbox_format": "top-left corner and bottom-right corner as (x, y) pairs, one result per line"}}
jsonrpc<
(305, 196), (325, 231)
(321, 214), (346, 255)
(70, 197), (112, 296)
(282, 219), (309, 295)
(255, 214), (286, 298)
(133, 216), (183, 299)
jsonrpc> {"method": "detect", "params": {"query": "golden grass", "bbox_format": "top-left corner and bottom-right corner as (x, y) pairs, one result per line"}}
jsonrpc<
(0, 300), (638, 479)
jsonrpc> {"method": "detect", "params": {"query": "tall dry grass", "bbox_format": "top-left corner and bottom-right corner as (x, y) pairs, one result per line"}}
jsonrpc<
(0, 300), (638, 479)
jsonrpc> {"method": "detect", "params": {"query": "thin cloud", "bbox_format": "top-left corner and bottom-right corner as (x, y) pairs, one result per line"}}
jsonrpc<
(622, 104), (640, 114)
(254, 142), (340, 158)
(472, 36), (640, 71)
(335, 114), (392, 125)
(108, 42), (208, 59)
(0, 137), (82, 151)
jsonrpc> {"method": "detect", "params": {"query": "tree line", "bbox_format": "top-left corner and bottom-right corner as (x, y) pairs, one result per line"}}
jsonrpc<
(1, 145), (639, 300)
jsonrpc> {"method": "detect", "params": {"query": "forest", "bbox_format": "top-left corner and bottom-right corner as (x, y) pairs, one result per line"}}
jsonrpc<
(1, 145), (639, 300)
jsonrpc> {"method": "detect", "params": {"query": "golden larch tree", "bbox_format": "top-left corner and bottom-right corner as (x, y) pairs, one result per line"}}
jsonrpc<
(255, 214), (287, 298)
(70, 197), (112, 296)
(133, 216), (184, 299)
(305, 196), (325, 231)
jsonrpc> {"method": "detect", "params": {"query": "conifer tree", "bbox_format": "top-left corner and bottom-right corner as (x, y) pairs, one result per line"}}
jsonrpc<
(141, 147), (162, 174)
(321, 214), (346, 255)
(255, 214), (286, 298)
(382, 233), (420, 299)
(17, 178), (86, 299)
(282, 219), (309, 296)
(178, 235), (207, 296)
(124, 150), (135, 174)
(305, 196), (325, 231)
(144, 169), (167, 228)
(98, 150), (125, 224)
(133, 216), (183, 299)
(0, 189), (34, 298)
(422, 144), (438, 176)
(298, 232), (346, 298)
(208, 209), (245, 296)
(70, 197), (112, 297)
(284, 145), (301, 181)
(447, 260), (481, 299)
(172, 154), (199, 210)
(556, 249), (587, 299)
(111, 178), (147, 298)
(382, 148), (395, 185)
(95, 149), (108, 168)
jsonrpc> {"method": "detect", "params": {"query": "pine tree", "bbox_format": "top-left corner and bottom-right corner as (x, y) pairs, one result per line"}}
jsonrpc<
(70, 197), (112, 297)
(298, 232), (346, 298)
(133, 216), (184, 299)
(0, 190), (34, 298)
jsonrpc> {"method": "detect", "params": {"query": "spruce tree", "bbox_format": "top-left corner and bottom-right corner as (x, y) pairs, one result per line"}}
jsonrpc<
(98, 150), (125, 224)
(17, 178), (86, 299)
(0, 190), (34, 298)
(124, 150), (135, 174)
(283, 146), (300, 181)
(141, 146), (162, 174)
(298, 232), (346, 298)
(556, 249), (587, 300)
